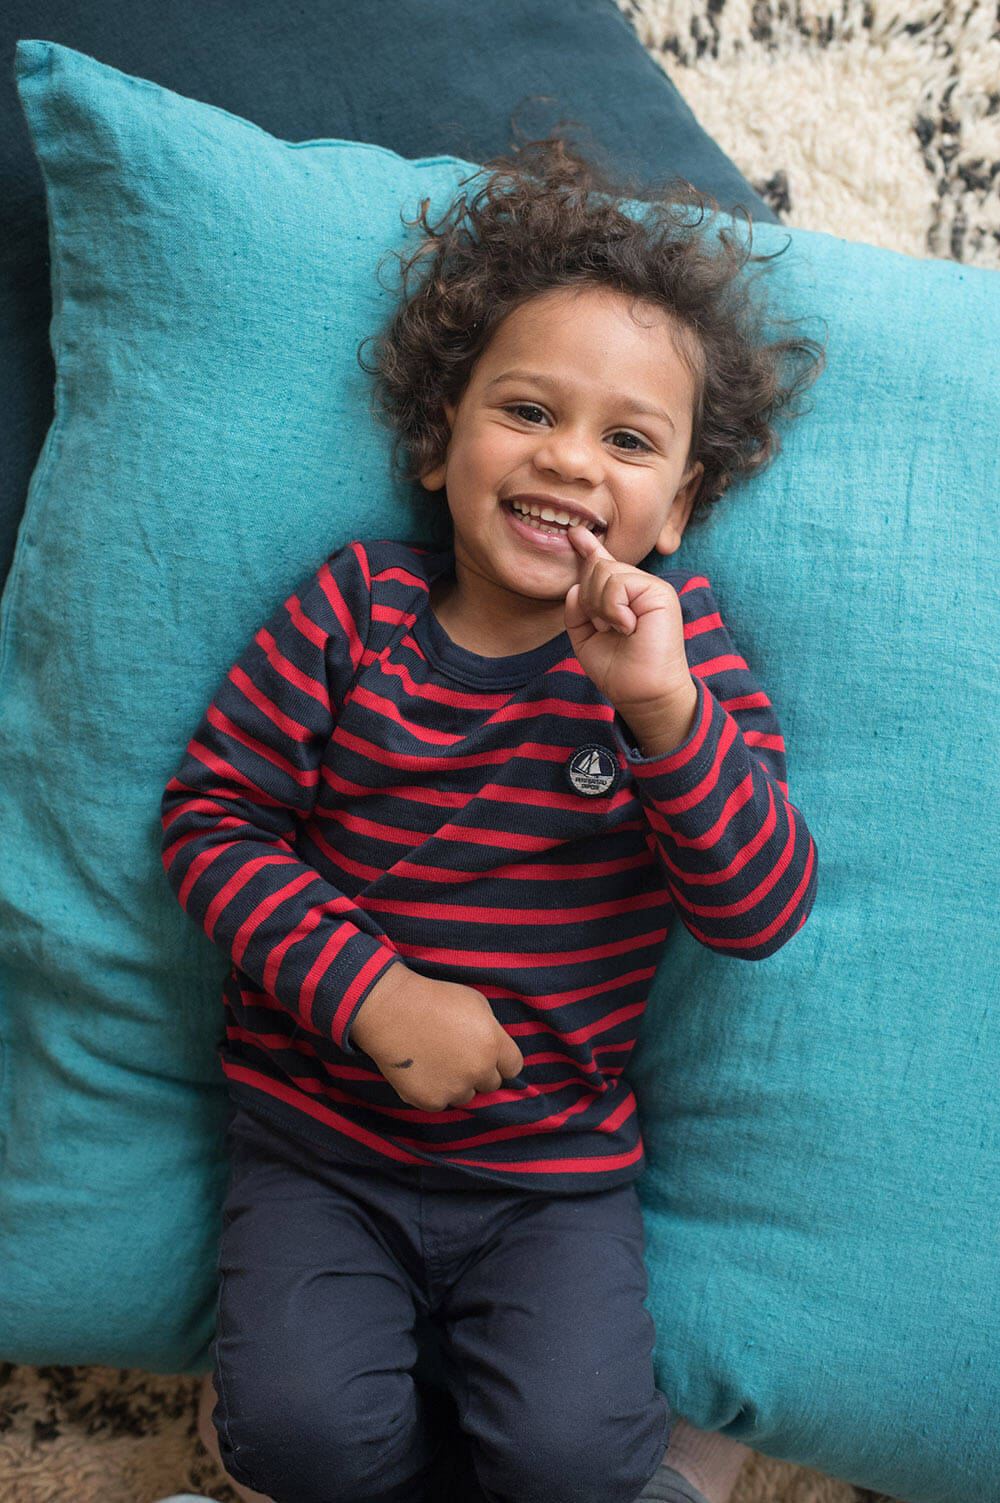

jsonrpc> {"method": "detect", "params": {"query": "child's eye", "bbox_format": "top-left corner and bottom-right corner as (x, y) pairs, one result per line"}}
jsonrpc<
(609, 431), (651, 453)
(505, 403), (548, 424)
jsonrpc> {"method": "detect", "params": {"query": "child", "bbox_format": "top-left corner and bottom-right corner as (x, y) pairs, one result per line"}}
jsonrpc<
(161, 137), (823, 1503)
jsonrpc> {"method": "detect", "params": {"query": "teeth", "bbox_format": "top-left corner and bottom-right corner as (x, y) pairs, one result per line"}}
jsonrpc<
(510, 500), (602, 533)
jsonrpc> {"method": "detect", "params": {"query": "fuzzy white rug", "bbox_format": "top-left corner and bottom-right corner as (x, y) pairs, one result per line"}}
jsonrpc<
(4, 5), (997, 1501)
(619, 0), (1000, 266)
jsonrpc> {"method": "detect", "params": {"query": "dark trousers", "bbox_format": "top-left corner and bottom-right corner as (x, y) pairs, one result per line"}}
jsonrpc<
(211, 1105), (671, 1503)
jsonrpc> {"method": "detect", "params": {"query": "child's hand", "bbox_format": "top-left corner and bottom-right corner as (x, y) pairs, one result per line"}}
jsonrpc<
(564, 525), (698, 755)
(351, 963), (526, 1112)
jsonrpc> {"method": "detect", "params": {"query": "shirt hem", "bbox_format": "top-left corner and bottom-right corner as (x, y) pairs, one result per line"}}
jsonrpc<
(225, 1082), (646, 1196)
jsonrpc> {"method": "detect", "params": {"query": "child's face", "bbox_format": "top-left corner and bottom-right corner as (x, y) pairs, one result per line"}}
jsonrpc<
(421, 284), (703, 620)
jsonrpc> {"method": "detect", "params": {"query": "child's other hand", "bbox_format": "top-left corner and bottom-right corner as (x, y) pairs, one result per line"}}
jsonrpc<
(564, 526), (696, 750)
(351, 963), (526, 1112)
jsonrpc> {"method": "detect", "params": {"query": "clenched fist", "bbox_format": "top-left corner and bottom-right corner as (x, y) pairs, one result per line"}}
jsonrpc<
(351, 962), (525, 1112)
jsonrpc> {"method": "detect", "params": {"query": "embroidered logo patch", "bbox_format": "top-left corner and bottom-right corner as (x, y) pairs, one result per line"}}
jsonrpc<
(566, 744), (619, 797)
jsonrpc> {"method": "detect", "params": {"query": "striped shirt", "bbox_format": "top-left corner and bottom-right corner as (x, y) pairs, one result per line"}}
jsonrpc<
(161, 538), (817, 1193)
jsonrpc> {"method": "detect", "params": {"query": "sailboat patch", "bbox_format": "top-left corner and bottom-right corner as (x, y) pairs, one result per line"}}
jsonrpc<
(566, 744), (619, 797)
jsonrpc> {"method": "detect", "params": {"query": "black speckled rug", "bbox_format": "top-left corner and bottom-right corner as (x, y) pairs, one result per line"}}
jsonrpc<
(4, 3), (996, 1500)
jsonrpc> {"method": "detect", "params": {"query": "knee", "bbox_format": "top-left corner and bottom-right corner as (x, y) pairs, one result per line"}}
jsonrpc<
(474, 1398), (660, 1503)
(214, 1369), (421, 1503)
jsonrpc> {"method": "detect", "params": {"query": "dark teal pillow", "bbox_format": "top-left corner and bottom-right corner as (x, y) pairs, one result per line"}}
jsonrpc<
(1, 42), (997, 1503)
(0, 0), (778, 589)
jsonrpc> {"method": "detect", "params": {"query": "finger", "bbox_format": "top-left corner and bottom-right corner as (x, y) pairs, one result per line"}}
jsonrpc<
(567, 523), (599, 560)
(574, 555), (615, 617)
(576, 560), (636, 635)
(575, 546), (629, 596)
(498, 1035), (525, 1078)
(567, 523), (616, 563)
(599, 576), (638, 634)
(564, 582), (599, 638)
(564, 581), (582, 624)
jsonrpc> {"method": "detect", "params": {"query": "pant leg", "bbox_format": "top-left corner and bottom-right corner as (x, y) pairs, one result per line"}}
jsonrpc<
(433, 1179), (670, 1503)
(211, 1107), (444, 1503)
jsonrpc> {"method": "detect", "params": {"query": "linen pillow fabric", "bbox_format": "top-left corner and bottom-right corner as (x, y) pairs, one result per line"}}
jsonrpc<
(0, 0), (780, 591)
(2, 41), (998, 1503)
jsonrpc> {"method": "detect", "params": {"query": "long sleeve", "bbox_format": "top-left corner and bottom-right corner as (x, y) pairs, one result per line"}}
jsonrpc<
(160, 543), (400, 1050)
(615, 574), (818, 960)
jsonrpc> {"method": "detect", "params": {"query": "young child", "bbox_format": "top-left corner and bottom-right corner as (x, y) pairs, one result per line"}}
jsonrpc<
(161, 138), (823, 1503)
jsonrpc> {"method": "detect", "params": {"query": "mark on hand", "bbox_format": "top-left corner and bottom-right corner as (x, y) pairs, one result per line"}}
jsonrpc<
(390, 1059), (414, 1070)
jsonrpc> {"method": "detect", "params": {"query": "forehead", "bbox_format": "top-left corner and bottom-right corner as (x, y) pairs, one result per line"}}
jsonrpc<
(474, 285), (698, 407)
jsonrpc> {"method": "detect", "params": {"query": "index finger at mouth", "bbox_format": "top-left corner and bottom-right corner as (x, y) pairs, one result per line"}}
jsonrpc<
(568, 523), (612, 561)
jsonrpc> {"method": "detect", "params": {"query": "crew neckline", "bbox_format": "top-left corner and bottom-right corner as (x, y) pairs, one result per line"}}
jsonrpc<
(413, 552), (573, 689)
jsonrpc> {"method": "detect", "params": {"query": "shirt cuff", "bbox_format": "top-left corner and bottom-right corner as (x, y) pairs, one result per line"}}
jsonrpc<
(613, 675), (716, 775)
(330, 945), (403, 1054)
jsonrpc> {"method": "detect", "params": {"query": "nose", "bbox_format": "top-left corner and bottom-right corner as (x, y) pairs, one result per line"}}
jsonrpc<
(531, 425), (604, 486)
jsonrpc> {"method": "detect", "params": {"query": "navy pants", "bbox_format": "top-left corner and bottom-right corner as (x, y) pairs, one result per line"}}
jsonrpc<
(211, 1105), (671, 1503)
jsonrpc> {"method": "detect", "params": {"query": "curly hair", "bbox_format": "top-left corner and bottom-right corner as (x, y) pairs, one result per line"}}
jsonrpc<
(359, 134), (826, 530)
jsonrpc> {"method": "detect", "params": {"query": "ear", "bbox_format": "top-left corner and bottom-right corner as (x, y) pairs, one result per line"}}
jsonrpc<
(654, 463), (703, 556)
(419, 402), (456, 493)
(420, 461), (447, 492)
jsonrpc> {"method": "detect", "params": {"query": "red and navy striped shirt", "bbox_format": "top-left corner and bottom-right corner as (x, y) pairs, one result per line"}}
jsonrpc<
(161, 539), (817, 1192)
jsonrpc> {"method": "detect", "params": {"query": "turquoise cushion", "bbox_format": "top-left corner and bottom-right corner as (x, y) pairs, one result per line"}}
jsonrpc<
(2, 39), (997, 1502)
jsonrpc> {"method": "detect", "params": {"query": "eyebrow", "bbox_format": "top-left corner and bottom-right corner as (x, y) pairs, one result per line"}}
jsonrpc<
(485, 369), (676, 433)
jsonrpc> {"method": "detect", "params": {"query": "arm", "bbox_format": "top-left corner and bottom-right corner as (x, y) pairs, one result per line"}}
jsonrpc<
(160, 542), (524, 1103)
(618, 600), (817, 960)
(160, 543), (400, 1050)
(565, 531), (817, 960)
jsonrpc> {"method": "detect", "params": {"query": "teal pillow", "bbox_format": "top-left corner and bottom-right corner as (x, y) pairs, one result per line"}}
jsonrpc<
(2, 40), (997, 1503)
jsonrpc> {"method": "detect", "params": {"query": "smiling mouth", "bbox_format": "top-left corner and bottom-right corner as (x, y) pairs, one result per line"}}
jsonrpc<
(506, 498), (606, 537)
